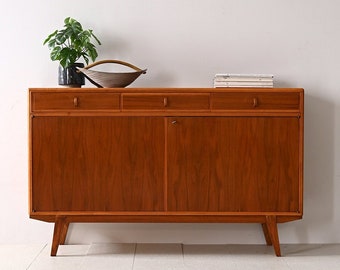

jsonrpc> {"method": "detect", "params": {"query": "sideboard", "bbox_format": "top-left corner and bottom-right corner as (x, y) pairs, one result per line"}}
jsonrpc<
(28, 87), (304, 256)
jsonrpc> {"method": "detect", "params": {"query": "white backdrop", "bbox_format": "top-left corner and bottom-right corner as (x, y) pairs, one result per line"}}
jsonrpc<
(0, 0), (339, 245)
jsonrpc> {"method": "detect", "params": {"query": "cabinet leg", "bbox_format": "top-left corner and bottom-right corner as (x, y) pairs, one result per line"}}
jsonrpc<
(265, 215), (281, 257)
(51, 216), (69, 256)
(59, 221), (70, 245)
(261, 223), (272, 246)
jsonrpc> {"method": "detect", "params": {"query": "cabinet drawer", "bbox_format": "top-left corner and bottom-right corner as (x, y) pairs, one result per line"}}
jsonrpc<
(211, 92), (300, 110)
(122, 93), (210, 110)
(31, 92), (120, 111)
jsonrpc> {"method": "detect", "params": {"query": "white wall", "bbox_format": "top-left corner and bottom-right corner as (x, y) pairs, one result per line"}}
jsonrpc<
(1, 0), (339, 245)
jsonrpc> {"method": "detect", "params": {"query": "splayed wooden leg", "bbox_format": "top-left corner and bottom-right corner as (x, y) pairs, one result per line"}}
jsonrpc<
(265, 215), (281, 256)
(261, 223), (272, 246)
(51, 216), (69, 256)
(59, 221), (70, 245)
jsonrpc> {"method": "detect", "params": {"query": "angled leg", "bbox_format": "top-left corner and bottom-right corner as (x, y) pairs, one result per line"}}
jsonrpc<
(265, 215), (281, 257)
(51, 216), (68, 256)
(261, 223), (272, 246)
(59, 221), (70, 245)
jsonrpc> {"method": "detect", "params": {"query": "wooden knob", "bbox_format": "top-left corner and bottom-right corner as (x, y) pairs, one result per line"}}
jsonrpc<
(73, 97), (79, 107)
(253, 97), (258, 108)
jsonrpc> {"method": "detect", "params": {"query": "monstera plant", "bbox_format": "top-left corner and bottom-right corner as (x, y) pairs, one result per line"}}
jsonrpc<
(43, 17), (101, 87)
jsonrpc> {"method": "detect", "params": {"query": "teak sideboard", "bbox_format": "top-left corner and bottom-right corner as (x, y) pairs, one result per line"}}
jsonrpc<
(28, 87), (304, 256)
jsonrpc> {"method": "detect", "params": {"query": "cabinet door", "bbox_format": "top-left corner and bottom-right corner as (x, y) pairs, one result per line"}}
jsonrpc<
(167, 117), (300, 212)
(31, 116), (165, 212)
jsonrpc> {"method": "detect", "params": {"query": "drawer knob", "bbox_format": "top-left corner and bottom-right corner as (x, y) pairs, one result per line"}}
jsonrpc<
(253, 97), (258, 108)
(73, 97), (79, 107)
(163, 97), (168, 107)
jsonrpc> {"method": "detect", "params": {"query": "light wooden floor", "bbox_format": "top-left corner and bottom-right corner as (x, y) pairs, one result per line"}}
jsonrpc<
(1, 243), (340, 269)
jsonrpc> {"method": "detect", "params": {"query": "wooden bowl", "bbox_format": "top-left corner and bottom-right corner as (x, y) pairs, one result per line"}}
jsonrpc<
(77, 60), (147, 88)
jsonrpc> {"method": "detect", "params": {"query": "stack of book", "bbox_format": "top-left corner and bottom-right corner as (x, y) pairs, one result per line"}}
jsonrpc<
(213, 73), (274, 88)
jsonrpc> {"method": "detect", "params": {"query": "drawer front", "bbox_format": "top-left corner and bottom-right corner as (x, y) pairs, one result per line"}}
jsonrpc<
(31, 92), (120, 111)
(122, 93), (210, 110)
(211, 92), (300, 110)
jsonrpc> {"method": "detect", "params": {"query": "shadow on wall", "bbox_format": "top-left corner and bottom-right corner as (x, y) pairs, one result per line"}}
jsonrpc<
(295, 91), (335, 242)
(275, 81), (335, 241)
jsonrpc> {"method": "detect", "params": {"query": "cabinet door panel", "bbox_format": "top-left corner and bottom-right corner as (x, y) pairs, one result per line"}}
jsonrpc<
(32, 116), (165, 211)
(167, 117), (300, 212)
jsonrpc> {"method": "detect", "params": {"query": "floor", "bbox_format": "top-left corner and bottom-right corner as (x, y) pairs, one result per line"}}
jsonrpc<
(1, 243), (340, 270)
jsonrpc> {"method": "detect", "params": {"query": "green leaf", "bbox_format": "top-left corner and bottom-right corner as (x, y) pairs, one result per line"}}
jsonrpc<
(47, 39), (57, 50)
(43, 30), (58, 45)
(55, 31), (68, 45)
(83, 54), (89, 65)
(50, 46), (62, 61)
(92, 33), (102, 45)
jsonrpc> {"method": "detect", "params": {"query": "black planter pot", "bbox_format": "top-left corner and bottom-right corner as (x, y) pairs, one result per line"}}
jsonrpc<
(58, 63), (85, 87)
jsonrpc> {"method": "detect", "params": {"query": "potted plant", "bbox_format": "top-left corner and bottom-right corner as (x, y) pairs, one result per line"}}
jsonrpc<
(43, 17), (101, 87)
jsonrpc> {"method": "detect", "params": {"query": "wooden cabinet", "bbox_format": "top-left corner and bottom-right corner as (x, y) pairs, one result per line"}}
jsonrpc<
(29, 87), (304, 256)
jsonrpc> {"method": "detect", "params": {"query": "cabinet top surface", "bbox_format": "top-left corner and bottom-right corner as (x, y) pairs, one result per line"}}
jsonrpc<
(29, 87), (304, 93)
